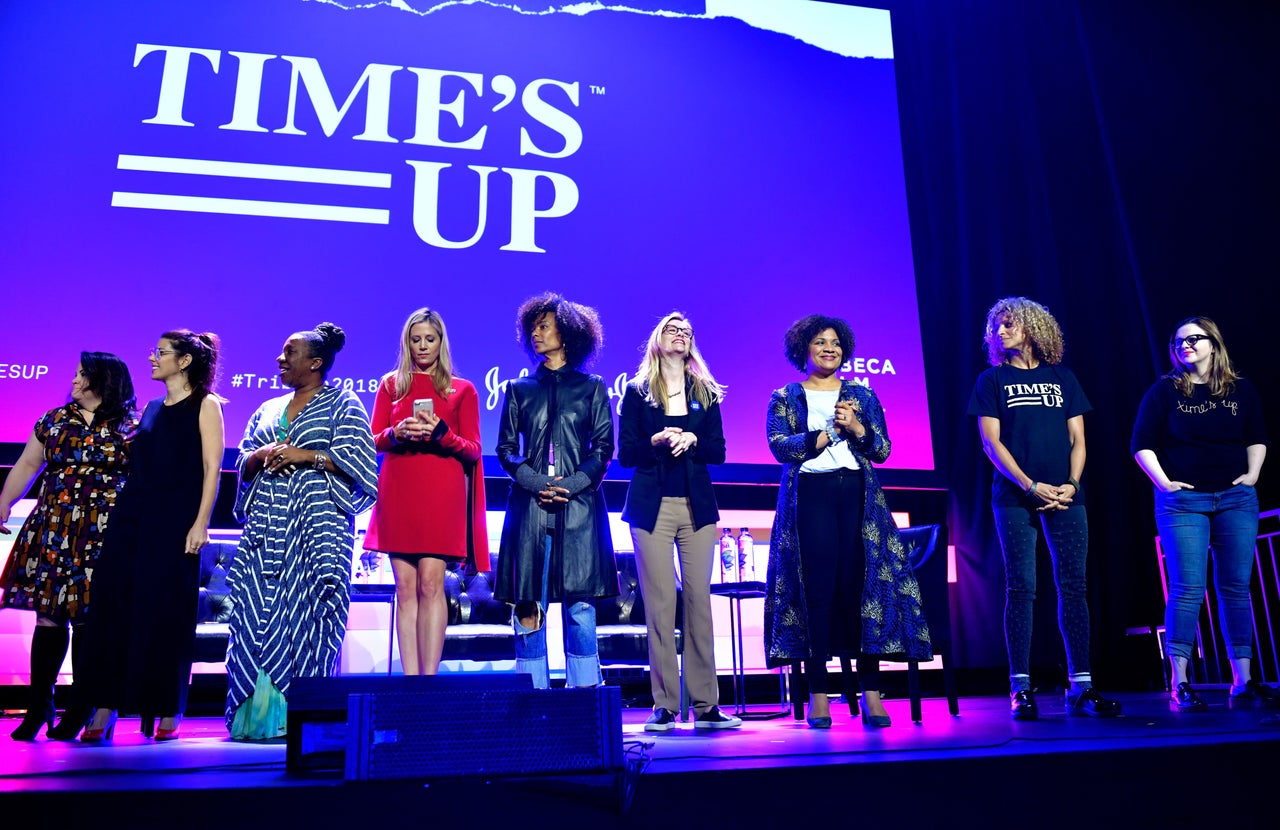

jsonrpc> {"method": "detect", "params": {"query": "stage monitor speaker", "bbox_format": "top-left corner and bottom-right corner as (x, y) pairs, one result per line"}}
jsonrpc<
(344, 684), (623, 782)
(287, 673), (533, 773)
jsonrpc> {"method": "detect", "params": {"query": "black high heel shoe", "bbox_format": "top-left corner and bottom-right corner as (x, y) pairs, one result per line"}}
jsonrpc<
(805, 704), (832, 729)
(860, 707), (892, 727)
(859, 693), (891, 727)
(10, 703), (55, 741)
(140, 714), (156, 739)
(47, 706), (93, 741)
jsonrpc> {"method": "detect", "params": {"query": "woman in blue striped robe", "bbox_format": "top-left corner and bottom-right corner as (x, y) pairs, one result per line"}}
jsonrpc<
(225, 323), (378, 740)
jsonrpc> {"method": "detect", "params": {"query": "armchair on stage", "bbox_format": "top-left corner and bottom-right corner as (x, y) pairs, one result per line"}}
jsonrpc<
(902, 523), (959, 722)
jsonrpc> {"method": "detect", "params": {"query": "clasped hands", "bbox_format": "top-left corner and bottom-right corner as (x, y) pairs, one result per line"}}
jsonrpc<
(650, 427), (697, 456)
(832, 400), (865, 439)
(394, 410), (441, 442)
(537, 476), (572, 509)
(1029, 481), (1078, 512)
(258, 440), (310, 475)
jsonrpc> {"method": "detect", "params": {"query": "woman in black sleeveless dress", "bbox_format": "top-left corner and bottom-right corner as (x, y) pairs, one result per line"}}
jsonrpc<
(82, 330), (225, 742)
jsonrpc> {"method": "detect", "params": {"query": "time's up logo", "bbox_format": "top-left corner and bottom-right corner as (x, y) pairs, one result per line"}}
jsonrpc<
(112, 44), (585, 253)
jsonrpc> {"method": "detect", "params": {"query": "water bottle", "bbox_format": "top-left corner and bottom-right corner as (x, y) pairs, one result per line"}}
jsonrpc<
(354, 529), (369, 582)
(719, 527), (737, 582)
(738, 528), (756, 581)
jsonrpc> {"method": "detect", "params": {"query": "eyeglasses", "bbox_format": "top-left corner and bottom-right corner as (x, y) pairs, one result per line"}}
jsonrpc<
(662, 325), (694, 338)
(149, 348), (179, 360)
(1173, 334), (1211, 349)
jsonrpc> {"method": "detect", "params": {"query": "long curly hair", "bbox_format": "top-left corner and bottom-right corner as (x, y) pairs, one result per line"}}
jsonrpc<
(79, 351), (136, 423)
(1164, 316), (1239, 397)
(634, 311), (726, 410)
(783, 314), (855, 373)
(386, 308), (454, 401)
(983, 297), (1065, 366)
(516, 293), (603, 370)
(161, 329), (223, 401)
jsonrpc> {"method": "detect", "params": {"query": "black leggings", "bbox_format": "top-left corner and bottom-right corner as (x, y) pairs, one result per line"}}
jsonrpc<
(796, 469), (880, 694)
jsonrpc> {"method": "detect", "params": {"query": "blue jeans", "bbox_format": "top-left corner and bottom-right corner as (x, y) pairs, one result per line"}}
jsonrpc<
(993, 504), (1091, 690)
(513, 535), (602, 689)
(1157, 484), (1258, 662)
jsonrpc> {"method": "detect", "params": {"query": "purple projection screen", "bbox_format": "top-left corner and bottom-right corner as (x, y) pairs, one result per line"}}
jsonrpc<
(0, 0), (933, 471)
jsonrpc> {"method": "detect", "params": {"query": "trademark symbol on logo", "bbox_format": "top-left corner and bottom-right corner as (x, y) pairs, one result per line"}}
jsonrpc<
(590, 84), (606, 95)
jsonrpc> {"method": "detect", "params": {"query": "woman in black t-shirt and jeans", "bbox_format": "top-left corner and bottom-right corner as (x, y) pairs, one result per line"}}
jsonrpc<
(1132, 316), (1273, 712)
(968, 297), (1121, 721)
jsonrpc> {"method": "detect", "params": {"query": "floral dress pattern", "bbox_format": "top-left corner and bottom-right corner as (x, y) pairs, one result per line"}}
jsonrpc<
(0, 405), (135, 621)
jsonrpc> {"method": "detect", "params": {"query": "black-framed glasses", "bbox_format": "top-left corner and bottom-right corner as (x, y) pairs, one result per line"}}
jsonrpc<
(662, 324), (694, 338)
(149, 348), (179, 360)
(1173, 334), (1211, 349)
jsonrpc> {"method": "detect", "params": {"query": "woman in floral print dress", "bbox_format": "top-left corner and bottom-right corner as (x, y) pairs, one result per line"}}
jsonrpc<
(1, 352), (137, 740)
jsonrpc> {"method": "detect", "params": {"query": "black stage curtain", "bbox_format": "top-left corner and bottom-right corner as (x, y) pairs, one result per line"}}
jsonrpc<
(886, 0), (1279, 683)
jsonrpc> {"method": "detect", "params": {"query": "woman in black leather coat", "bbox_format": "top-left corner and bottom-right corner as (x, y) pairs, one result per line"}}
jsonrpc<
(496, 293), (617, 688)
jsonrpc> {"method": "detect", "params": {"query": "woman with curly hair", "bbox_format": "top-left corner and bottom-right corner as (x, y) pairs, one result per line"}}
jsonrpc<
(496, 293), (617, 689)
(1132, 317), (1272, 711)
(764, 314), (931, 728)
(620, 312), (739, 730)
(967, 297), (1119, 720)
(1, 353), (137, 740)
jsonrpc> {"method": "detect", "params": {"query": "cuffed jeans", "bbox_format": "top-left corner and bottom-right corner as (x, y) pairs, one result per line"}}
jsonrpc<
(513, 535), (602, 689)
(1157, 484), (1258, 662)
(993, 504), (1091, 691)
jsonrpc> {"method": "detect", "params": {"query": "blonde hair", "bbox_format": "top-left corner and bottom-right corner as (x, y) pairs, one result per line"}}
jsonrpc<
(387, 308), (454, 401)
(983, 297), (1066, 366)
(635, 312), (726, 410)
(1165, 316), (1239, 397)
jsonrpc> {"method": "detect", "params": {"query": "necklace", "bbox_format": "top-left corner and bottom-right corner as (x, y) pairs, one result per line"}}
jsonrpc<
(667, 389), (684, 397)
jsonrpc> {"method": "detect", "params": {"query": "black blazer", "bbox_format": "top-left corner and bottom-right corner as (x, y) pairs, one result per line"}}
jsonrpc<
(618, 379), (725, 533)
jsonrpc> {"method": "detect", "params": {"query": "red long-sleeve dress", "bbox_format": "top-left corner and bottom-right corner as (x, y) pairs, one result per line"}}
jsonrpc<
(364, 374), (489, 569)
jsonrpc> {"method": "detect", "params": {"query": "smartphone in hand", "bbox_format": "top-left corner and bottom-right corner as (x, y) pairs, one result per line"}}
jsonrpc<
(413, 398), (434, 419)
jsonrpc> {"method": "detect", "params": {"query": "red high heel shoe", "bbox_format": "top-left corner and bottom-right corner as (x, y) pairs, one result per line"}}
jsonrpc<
(80, 710), (117, 743)
(154, 716), (181, 742)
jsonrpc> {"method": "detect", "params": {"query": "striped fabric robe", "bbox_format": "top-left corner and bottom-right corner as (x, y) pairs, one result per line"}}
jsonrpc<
(225, 386), (377, 727)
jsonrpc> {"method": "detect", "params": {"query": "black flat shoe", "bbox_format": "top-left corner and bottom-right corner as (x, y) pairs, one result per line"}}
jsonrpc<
(644, 708), (677, 733)
(1229, 679), (1280, 710)
(1066, 688), (1121, 718)
(1011, 690), (1038, 721)
(1170, 682), (1208, 712)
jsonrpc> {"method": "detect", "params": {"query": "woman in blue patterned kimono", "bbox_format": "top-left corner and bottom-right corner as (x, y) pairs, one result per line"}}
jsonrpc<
(764, 315), (930, 729)
(225, 323), (377, 740)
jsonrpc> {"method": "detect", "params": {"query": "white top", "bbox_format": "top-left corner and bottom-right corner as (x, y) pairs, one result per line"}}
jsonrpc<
(799, 388), (860, 473)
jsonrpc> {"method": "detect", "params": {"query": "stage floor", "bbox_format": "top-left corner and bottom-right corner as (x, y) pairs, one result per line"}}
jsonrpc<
(3, 693), (1278, 826)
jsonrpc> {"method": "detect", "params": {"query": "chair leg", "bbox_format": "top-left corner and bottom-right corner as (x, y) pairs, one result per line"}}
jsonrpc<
(839, 656), (858, 717)
(790, 660), (805, 720)
(941, 641), (959, 715)
(908, 660), (922, 723)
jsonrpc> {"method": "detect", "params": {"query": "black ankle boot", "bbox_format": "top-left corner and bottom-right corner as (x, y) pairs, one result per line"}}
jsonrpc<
(10, 625), (69, 741)
(47, 625), (91, 740)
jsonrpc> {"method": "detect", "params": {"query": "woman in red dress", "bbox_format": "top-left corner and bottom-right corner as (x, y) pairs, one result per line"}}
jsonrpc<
(365, 308), (489, 675)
